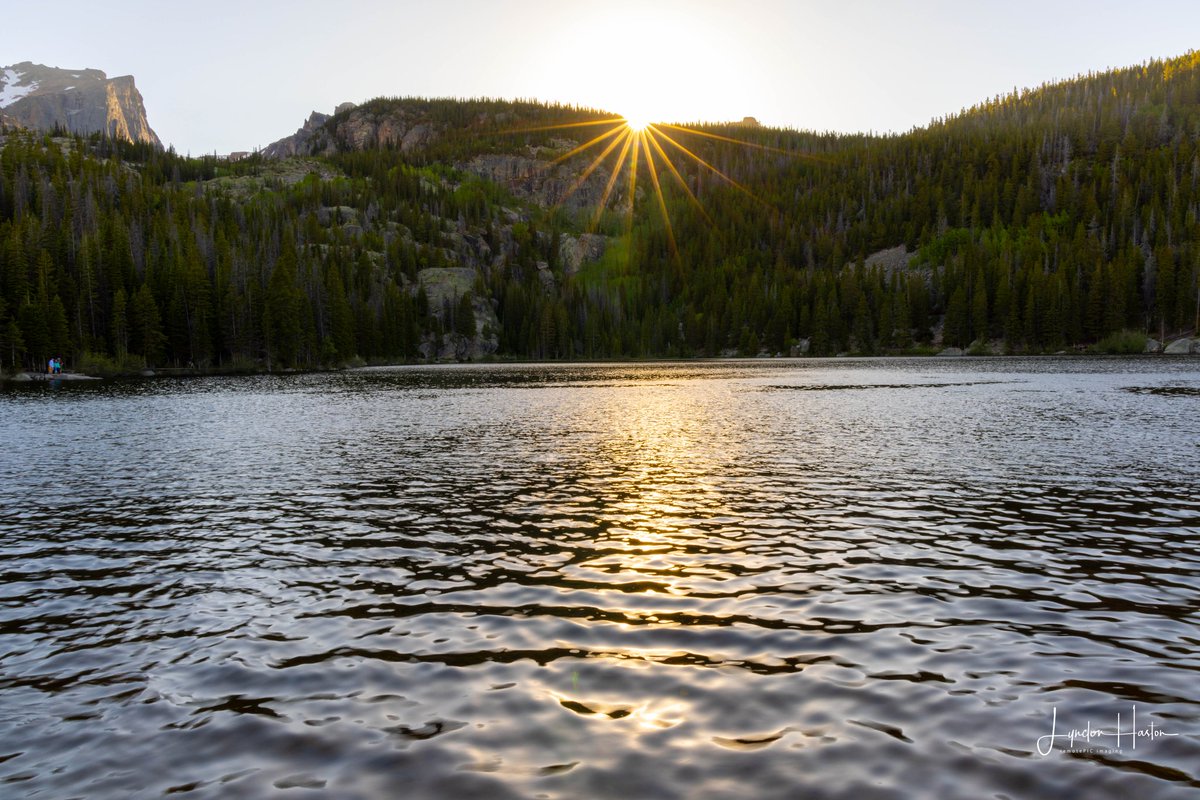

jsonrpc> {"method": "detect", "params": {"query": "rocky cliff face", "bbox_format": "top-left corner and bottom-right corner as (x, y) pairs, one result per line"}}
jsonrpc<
(261, 110), (331, 159)
(262, 101), (448, 158)
(253, 100), (615, 361)
(261, 102), (626, 215)
(460, 152), (620, 213)
(0, 62), (161, 147)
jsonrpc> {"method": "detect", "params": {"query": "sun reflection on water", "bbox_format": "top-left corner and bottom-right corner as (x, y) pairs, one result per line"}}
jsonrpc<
(586, 389), (729, 594)
(542, 386), (747, 733)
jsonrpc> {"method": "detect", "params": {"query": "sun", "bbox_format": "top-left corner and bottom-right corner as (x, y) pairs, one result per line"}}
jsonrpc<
(623, 114), (652, 133)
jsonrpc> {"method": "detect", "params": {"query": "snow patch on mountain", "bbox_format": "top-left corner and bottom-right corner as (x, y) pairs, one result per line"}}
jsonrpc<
(0, 68), (39, 108)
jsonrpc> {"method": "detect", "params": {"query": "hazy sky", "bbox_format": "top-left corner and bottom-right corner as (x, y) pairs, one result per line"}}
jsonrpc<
(3, 0), (1198, 154)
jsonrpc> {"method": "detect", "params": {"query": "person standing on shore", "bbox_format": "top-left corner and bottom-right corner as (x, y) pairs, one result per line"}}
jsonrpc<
(47, 357), (54, 375)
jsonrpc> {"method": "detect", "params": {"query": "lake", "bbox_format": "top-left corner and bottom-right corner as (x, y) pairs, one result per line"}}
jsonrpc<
(1, 357), (1198, 799)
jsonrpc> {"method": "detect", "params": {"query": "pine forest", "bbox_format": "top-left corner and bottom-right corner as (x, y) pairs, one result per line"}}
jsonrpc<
(2, 52), (1200, 373)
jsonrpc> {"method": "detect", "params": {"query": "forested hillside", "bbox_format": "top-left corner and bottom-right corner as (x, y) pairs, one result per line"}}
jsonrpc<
(2, 52), (1199, 373)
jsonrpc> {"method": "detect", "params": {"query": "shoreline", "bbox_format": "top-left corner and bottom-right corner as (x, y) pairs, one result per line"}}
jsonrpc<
(4, 372), (103, 382)
(2, 348), (1196, 383)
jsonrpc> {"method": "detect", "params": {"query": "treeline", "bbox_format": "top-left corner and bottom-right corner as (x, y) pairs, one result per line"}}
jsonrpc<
(1, 51), (1199, 372)
(0, 125), (571, 371)
(545, 51), (1200, 355)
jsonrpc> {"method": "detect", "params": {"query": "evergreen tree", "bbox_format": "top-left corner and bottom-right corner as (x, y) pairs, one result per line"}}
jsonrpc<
(455, 291), (476, 339)
(2, 316), (23, 370)
(111, 288), (128, 358)
(263, 247), (302, 369)
(325, 265), (355, 361)
(130, 284), (166, 366)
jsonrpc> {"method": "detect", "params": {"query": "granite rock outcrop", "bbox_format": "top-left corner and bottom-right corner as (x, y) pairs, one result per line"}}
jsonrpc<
(0, 62), (160, 147)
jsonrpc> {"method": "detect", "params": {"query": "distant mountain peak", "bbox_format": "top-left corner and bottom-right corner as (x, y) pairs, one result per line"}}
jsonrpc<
(0, 61), (161, 147)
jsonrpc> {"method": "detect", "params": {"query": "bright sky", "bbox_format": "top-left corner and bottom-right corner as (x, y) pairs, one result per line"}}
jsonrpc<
(3, 0), (1198, 155)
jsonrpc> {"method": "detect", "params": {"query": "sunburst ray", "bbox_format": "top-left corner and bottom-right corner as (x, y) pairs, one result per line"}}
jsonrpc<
(656, 123), (799, 157)
(505, 117), (628, 134)
(553, 125), (636, 211)
(551, 123), (626, 165)
(626, 130), (641, 231)
(591, 129), (636, 231)
(644, 127), (713, 227)
(640, 131), (678, 258)
(648, 124), (768, 209)
(498, 108), (805, 246)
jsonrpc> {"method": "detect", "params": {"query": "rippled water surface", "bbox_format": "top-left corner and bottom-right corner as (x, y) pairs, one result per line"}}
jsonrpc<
(2, 357), (1199, 799)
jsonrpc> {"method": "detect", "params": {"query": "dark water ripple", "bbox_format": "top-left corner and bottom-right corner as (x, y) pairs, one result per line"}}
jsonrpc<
(1, 357), (1199, 798)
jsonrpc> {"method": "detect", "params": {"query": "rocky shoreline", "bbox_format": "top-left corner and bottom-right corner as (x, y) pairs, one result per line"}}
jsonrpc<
(3, 339), (1197, 384)
(5, 371), (102, 382)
